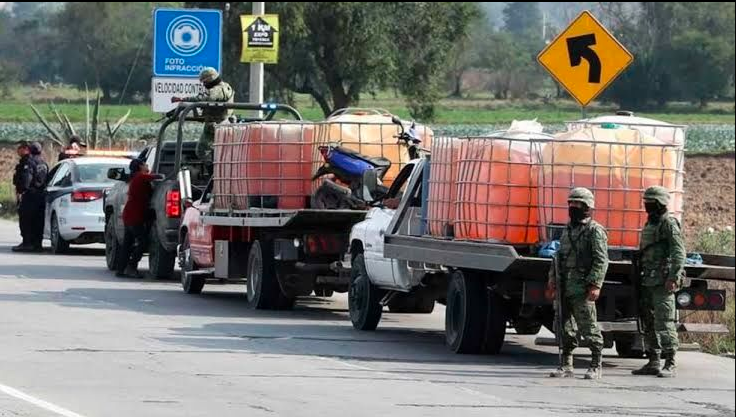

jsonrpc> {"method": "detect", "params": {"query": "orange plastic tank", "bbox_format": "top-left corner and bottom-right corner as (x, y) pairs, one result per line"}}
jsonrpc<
(213, 122), (314, 210)
(314, 113), (433, 188)
(539, 127), (684, 248)
(454, 130), (547, 244)
(426, 137), (461, 237)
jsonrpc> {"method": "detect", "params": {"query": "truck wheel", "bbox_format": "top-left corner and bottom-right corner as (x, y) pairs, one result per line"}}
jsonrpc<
(445, 270), (488, 354)
(50, 214), (70, 254)
(615, 334), (645, 358)
(180, 234), (205, 294)
(149, 229), (175, 279)
(349, 254), (383, 330)
(481, 292), (507, 354)
(105, 217), (123, 271)
(246, 240), (285, 310)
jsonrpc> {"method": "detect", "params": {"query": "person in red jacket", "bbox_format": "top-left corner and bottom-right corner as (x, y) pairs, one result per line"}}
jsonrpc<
(117, 159), (161, 278)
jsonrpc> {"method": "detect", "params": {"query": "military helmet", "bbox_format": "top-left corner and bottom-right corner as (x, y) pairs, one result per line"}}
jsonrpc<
(643, 186), (670, 206)
(199, 67), (219, 84)
(567, 187), (595, 209)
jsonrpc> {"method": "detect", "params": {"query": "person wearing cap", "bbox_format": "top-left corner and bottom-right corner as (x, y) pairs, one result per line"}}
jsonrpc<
(171, 67), (234, 161)
(58, 135), (87, 161)
(117, 159), (162, 278)
(12, 142), (48, 252)
(632, 186), (685, 378)
(546, 187), (609, 380)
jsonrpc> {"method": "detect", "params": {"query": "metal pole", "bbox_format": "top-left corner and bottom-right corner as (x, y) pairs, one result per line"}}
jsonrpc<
(250, 2), (265, 117)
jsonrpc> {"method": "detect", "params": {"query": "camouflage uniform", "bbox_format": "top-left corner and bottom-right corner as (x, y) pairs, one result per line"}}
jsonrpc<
(181, 67), (235, 160)
(633, 186), (685, 378)
(549, 188), (609, 379)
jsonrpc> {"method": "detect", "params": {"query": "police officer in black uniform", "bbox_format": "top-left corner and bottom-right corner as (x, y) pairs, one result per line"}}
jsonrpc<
(12, 141), (48, 252)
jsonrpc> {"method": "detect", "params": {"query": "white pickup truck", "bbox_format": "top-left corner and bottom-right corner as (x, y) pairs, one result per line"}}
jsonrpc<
(347, 156), (735, 355)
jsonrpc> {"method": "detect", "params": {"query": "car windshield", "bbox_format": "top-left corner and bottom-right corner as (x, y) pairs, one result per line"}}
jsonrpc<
(77, 163), (129, 184)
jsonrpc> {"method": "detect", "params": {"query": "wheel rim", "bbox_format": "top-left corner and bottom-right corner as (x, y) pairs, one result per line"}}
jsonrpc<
(247, 245), (262, 303)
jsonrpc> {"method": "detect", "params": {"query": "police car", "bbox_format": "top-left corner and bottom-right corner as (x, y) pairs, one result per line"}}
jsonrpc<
(44, 153), (132, 254)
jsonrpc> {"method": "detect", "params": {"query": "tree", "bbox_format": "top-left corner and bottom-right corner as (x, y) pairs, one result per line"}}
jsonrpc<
(191, 2), (478, 120)
(55, 2), (155, 102)
(503, 2), (542, 39)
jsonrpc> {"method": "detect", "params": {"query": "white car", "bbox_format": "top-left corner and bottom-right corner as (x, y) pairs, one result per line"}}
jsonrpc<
(44, 157), (130, 253)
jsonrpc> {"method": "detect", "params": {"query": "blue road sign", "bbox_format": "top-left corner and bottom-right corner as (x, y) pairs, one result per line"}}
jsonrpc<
(153, 8), (222, 77)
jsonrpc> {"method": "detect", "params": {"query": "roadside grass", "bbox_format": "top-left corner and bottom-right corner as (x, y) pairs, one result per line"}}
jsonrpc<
(0, 181), (17, 219)
(681, 229), (736, 356)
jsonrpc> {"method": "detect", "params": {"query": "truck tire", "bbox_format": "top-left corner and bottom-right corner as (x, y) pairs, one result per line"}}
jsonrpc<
(348, 254), (383, 330)
(615, 334), (645, 358)
(105, 217), (123, 271)
(50, 214), (70, 254)
(149, 228), (176, 279)
(246, 240), (288, 310)
(481, 292), (507, 354)
(179, 234), (205, 294)
(445, 270), (488, 354)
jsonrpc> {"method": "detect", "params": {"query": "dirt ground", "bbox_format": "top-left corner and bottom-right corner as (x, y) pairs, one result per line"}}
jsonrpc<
(1, 143), (735, 244)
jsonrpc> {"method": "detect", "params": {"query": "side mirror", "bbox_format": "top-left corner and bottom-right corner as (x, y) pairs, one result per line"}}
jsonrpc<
(360, 169), (379, 202)
(107, 167), (127, 181)
(178, 168), (193, 202)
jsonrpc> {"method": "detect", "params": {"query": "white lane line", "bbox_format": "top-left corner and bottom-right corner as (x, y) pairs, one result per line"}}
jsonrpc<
(0, 382), (87, 417)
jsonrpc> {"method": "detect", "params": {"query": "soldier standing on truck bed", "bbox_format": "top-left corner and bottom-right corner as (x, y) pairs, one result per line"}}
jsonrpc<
(632, 186), (686, 378)
(546, 187), (609, 380)
(171, 67), (234, 161)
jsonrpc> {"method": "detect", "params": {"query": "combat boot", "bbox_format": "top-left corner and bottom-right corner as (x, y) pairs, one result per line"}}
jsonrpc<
(632, 352), (661, 376)
(658, 352), (677, 378)
(584, 352), (602, 380)
(549, 353), (574, 378)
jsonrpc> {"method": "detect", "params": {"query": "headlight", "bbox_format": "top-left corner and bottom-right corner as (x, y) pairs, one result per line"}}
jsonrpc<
(676, 292), (692, 307)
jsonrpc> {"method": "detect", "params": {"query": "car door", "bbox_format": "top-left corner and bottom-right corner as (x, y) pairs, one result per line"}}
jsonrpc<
(362, 207), (397, 286)
(188, 181), (214, 267)
(44, 163), (71, 237)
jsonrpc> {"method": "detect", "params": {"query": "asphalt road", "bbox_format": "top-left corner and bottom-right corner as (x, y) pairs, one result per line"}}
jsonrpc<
(0, 219), (733, 417)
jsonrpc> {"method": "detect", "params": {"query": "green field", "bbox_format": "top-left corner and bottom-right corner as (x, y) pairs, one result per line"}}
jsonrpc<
(1, 93), (735, 125)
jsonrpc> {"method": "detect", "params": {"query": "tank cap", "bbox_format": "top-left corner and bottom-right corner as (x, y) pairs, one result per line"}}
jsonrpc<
(615, 110), (634, 116)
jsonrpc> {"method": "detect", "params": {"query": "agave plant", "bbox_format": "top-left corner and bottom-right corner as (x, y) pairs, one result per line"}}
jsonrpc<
(29, 84), (131, 150)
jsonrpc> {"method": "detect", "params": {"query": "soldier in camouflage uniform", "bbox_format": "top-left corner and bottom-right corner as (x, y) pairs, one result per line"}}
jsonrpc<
(632, 186), (685, 378)
(547, 188), (609, 380)
(171, 67), (234, 160)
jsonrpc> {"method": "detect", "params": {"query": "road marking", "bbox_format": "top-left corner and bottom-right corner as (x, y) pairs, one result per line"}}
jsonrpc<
(0, 382), (87, 417)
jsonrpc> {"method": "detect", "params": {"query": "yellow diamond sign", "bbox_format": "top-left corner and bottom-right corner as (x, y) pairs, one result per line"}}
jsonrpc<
(537, 10), (633, 107)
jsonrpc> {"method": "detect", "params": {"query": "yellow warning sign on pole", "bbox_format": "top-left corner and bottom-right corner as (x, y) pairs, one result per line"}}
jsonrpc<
(537, 10), (633, 107)
(240, 14), (279, 64)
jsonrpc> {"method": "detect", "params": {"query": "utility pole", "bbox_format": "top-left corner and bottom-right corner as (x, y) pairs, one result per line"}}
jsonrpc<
(249, 1), (265, 111)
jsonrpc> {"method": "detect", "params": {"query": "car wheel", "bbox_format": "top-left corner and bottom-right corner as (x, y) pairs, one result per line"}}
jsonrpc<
(180, 234), (205, 294)
(50, 214), (70, 254)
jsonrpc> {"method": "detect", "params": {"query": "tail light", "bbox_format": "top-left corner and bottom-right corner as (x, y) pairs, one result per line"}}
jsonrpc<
(72, 190), (103, 202)
(166, 190), (181, 218)
(304, 234), (343, 255)
(676, 288), (726, 311)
